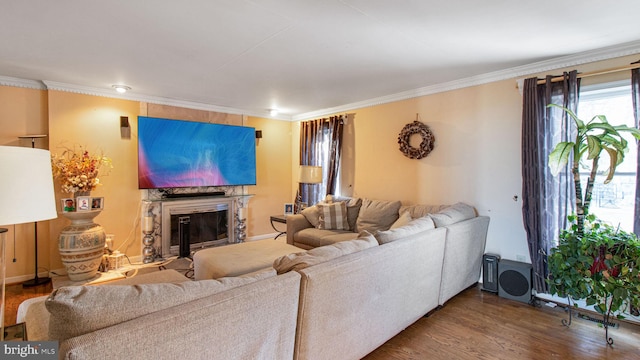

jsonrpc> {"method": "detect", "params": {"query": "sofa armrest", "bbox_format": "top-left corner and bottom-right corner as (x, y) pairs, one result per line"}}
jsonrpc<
(16, 295), (50, 341)
(286, 214), (312, 245)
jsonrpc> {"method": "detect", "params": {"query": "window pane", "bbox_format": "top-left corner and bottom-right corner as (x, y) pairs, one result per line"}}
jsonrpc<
(578, 85), (637, 232)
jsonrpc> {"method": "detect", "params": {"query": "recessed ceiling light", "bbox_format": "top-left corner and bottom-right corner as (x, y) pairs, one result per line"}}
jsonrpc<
(112, 85), (131, 93)
(269, 109), (279, 116)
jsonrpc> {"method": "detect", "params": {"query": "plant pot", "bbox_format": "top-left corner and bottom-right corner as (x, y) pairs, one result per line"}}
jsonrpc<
(58, 210), (106, 281)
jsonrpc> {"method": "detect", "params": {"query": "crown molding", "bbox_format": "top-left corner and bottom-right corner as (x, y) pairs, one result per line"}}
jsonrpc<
(0, 75), (46, 90)
(292, 40), (640, 121)
(3, 40), (639, 122)
(40, 80), (295, 119)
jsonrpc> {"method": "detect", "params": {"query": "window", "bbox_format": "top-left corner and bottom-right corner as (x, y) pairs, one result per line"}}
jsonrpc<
(578, 82), (637, 232)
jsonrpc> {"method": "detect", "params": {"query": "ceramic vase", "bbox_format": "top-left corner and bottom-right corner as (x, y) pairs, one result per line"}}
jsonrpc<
(58, 210), (106, 281)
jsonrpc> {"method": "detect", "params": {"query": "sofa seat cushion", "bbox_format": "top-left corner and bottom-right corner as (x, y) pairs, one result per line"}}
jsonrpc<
(430, 202), (476, 227)
(374, 215), (436, 244)
(356, 198), (402, 233)
(274, 231), (378, 274)
(294, 228), (358, 248)
(46, 268), (276, 341)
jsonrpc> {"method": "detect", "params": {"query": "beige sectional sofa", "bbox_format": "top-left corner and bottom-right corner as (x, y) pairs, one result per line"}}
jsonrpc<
(18, 197), (489, 360)
(287, 197), (491, 305)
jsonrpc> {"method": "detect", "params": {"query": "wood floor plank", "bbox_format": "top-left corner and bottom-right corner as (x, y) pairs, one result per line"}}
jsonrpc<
(364, 286), (640, 360)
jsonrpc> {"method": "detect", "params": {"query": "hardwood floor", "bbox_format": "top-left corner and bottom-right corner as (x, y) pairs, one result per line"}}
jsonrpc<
(364, 285), (640, 360)
(4, 281), (639, 359)
(4, 281), (52, 327)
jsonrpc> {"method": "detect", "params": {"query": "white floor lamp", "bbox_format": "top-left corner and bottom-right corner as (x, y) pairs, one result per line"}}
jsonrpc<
(0, 146), (57, 340)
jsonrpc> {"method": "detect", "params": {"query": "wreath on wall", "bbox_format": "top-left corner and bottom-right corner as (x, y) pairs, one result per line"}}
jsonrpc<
(397, 119), (435, 159)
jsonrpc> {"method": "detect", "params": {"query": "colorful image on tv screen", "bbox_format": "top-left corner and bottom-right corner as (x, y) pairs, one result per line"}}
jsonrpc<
(138, 116), (257, 189)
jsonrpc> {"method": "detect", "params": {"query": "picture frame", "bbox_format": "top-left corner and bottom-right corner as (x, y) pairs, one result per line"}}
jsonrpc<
(284, 203), (294, 216)
(76, 196), (91, 211)
(91, 197), (104, 210)
(62, 198), (75, 212)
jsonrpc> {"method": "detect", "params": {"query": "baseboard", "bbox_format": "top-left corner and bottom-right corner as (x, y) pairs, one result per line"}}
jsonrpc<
(6, 271), (52, 286)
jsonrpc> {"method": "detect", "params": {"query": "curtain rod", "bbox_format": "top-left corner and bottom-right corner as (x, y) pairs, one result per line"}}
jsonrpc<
(537, 62), (640, 84)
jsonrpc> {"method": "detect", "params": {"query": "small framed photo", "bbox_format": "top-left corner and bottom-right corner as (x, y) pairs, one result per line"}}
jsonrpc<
(91, 197), (104, 210)
(284, 203), (294, 216)
(76, 196), (91, 211)
(62, 198), (76, 212)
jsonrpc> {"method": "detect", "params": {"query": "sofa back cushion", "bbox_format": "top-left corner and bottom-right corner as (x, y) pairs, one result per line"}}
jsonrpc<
(374, 215), (436, 244)
(399, 204), (447, 219)
(46, 268), (276, 341)
(356, 198), (401, 233)
(429, 202), (476, 227)
(273, 231), (378, 274)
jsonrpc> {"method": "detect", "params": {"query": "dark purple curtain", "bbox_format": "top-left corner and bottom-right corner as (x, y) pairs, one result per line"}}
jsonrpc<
(631, 63), (640, 237)
(521, 71), (580, 293)
(299, 115), (344, 206)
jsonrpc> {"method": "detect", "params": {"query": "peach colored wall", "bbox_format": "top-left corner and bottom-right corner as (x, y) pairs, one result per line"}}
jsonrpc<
(294, 80), (528, 261)
(246, 116), (293, 237)
(47, 91), (141, 270)
(293, 54), (640, 263)
(0, 88), (291, 280)
(0, 86), (50, 280)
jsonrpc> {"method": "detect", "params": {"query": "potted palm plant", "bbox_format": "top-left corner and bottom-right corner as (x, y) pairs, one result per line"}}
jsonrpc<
(546, 104), (640, 345)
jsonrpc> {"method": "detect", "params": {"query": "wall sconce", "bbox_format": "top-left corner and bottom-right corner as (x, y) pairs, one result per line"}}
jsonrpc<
(120, 116), (131, 139)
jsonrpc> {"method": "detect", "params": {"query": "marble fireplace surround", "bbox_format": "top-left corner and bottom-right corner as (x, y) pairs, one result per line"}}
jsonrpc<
(142, 188), (251, 260)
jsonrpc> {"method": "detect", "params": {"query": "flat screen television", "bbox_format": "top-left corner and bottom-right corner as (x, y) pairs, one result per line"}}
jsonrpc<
(138, 116), (257, 189)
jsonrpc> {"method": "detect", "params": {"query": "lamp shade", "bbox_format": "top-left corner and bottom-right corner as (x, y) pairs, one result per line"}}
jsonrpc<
(298, 165), (322, 184)
(0, 146), (58, 226)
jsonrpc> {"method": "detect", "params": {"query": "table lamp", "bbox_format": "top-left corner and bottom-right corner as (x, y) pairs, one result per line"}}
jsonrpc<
(0, 146), (57, 340)
(296, 165), (322, 212)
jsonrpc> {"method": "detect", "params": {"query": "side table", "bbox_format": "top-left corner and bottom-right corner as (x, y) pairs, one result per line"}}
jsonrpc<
(270, 215), (287, 240)
(4, 322), (27, 341)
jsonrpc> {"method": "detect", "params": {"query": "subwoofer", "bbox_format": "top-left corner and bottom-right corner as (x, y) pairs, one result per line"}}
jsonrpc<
(498, 259), (532, 304)
(482, 253), (500, 293)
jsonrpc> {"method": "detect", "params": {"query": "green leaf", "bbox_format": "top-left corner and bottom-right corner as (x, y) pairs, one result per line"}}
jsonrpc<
(585, 135), (601, 160)
(548, 142), (574, 176)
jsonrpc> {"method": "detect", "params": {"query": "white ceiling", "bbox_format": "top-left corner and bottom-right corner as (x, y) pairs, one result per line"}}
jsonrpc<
(1, 1), (640, 120)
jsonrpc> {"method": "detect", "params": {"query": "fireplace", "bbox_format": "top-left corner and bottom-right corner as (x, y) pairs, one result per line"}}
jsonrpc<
(160, 197), (237, 257)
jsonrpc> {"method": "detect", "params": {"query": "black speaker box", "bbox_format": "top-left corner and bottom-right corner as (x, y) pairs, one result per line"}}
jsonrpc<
(482, 253), (500, 293)
(178, 216), (191, 258)
(498, 259), (532, 304)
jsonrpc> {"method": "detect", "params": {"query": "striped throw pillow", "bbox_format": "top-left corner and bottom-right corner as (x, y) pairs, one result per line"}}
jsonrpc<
(317, 202), (349, 230)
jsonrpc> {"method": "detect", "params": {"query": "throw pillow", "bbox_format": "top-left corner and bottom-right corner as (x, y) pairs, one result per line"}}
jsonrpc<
(317, 201), (349, 230)
(390, 211), (412, 229)
(301, 205), (321, 227)
(429, 202), (476, 227)
(374, 215), (436, 244)
(326, 195), (362, 231)
(46, 268), (276, 341)
(356, 198), (402, 233)
(273, 231), (378, 274)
